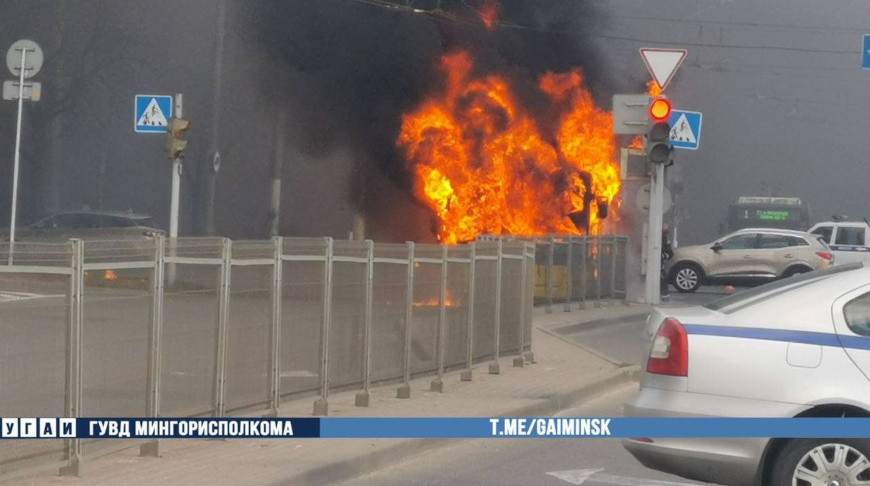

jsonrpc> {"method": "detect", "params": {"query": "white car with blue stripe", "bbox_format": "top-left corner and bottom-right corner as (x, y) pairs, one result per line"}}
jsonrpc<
(810, 221), (870, 266)
(624, 263), (870, 486)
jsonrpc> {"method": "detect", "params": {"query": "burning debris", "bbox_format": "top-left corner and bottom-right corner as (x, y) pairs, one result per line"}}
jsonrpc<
(477, 0), (499, 30)
(398, 50), (620, 244)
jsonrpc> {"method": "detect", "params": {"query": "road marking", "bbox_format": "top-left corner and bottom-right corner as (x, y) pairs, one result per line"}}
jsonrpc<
(0, 291), (62, 303)
(546, 468), (706, 486)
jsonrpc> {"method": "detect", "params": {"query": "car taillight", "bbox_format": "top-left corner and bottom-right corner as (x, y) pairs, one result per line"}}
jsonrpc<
(815, 251), (832, 261)
(647, 318), (688, 377)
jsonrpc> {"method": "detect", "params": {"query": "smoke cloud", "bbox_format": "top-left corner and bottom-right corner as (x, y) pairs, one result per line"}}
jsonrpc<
(252, 0), (630, 241)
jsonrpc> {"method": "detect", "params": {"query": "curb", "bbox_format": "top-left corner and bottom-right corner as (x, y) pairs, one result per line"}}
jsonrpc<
(275, 365), (640, 486)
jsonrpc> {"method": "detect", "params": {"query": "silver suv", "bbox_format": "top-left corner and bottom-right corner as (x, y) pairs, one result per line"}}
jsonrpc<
(668, 228), (833, 293)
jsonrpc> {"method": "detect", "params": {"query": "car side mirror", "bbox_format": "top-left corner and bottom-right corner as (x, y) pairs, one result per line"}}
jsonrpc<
(711, 242), (723, 253)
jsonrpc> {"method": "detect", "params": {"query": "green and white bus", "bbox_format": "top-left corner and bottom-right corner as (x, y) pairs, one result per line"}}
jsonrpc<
(723, 196), (810, 233)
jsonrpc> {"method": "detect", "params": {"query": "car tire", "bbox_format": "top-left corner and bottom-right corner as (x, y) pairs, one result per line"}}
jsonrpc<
(770, 438), (870, 486)
(670, 262), (703, 293)
(782, 265), (812, 279)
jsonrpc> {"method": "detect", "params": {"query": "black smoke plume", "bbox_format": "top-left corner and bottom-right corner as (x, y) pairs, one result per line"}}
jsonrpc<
(252, 0), (624, 241)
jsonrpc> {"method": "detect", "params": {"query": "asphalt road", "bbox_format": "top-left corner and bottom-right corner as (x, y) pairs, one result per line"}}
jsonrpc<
(336, 384), (718, 486)
(551, 290), (727, 366)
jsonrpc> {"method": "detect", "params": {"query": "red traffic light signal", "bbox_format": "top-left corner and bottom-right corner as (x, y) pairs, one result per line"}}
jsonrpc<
(649, 97), (672, 121)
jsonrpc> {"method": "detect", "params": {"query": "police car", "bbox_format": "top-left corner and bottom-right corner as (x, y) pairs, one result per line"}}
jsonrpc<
(809, 220), (870, 266)
(624, 263), (870, 486)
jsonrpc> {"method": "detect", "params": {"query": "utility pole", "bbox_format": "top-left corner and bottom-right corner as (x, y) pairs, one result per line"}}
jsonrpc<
(643, 98), (673, 305)
(169, 94), (183, 243)
(5, 40), (44, 265)
(206, 0), (226, 236)
(268, 110), (285, 238)
(644, 163), (665, 303)
(8, 47), (27, 265)
(166, 94), (188, 285)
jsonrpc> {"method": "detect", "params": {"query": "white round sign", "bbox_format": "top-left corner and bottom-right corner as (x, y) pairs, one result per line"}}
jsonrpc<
(635, 183), (673, 215)
(6, 39), (43, 79)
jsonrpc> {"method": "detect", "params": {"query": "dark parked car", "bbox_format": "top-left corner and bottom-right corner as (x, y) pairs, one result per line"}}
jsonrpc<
(2, 210), (163, 242)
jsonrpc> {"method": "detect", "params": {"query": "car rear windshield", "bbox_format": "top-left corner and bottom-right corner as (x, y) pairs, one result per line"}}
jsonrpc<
(703, 262), (863, 313)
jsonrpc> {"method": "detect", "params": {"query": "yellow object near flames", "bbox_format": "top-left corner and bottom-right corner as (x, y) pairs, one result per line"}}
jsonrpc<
(534, 265), (569, 300)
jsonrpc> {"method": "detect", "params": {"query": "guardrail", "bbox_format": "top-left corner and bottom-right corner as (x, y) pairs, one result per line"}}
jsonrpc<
(0, 236), (536, 477)
(480, 235), (630, 312)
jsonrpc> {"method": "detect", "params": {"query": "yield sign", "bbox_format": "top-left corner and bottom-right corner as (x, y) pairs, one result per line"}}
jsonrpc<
(640, 48), (687, 91)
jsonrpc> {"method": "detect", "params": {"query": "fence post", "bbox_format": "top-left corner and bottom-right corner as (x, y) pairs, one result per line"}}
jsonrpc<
(60, 239), (83, 477)
(313, 237), (333, 416)
(563, 238), (573, 312)
(514, 242), (528, 368)
(595, 236), (603, 307)
(268, 236), (283, 416)
(397, 241), (415, 398)
(489, 239), (502, 375)
(355, 240), (374, 407)
(610, 235), (618, 302)
(582, 237), (589, 307)
(460, 242), (475, 382)
(545, 236), (554, 313)
(431, 245), (448, 392)
(525, 243), (536, 363)
(213, 238), (232, 417)
(141, 235), (165, 457)
(622, 237), (631, 305)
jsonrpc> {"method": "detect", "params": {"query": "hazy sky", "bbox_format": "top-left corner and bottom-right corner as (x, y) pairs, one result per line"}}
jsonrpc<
(595, 0), (870, 243)
(0, 0), (867, 244)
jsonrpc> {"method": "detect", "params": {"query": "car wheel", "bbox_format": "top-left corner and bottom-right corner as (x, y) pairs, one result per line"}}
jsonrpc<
(670, 262), (703, 293)
(782, 265), (813, 279)
(770, 439), (870, 486)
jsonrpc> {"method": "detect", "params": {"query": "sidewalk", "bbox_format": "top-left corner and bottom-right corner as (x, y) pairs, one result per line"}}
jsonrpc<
(532, 301), (651, 332)
(6, 306), (642, 486)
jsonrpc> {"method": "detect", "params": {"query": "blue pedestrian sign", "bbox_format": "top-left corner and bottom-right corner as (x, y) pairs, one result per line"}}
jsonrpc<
(862, 35), (870, 69)
(668, 109), (702, 150)
(134, 95), (173, 133)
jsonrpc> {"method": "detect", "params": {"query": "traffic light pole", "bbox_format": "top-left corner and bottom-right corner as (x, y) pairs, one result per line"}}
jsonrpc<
(644, 163), (664, 304)
(168, 93), (182, 284)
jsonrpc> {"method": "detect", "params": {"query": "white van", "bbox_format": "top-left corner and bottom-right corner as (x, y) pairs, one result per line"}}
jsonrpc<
(808, 221), (870, 265)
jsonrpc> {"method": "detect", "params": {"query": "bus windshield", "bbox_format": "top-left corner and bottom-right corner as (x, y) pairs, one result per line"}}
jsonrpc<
(724, 196), (809, 232)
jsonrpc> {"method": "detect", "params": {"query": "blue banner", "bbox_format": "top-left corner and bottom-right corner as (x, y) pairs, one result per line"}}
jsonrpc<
(321, 417), (870, 439)
(2, 417), (870, 439)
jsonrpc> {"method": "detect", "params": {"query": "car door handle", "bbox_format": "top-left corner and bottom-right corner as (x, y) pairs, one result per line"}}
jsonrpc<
(784, 253), (794, 258)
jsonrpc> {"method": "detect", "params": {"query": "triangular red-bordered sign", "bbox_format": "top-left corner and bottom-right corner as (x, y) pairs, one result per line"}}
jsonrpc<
(639, 48), (687, 91)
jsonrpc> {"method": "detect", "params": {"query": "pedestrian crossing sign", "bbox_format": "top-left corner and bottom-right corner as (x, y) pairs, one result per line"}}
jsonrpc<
(134, 95), (173, 133)
(668, 109), (702, 150)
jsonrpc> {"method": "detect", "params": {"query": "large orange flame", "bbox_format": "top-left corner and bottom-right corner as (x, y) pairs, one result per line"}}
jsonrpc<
(398, 51), (620, 244)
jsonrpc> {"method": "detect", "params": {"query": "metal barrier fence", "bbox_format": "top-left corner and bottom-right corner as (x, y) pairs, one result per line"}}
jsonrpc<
(0, 236), (535, 477)
(482, 235), (629, 312)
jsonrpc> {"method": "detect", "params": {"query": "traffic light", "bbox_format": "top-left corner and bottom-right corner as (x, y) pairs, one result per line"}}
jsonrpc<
(646, 97), (672, 165)
(167, 117), (190, 159)
(648, 97), (671, 121)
